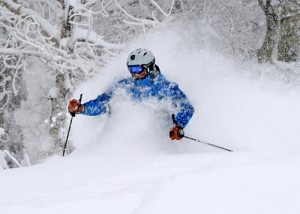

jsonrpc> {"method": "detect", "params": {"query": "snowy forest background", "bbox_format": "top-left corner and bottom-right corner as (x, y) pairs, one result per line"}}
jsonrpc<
(1, 0), (300, 169)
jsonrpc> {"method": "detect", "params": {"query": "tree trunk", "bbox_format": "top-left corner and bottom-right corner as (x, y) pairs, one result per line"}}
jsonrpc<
(49, 72), (71, 152)
(48, 1), (74, 153)
(257, 0), (279, 63)
(277, 0), (300, 62)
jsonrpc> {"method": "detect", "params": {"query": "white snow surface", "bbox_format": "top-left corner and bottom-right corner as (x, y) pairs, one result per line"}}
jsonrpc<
(1, 29), (300, 214)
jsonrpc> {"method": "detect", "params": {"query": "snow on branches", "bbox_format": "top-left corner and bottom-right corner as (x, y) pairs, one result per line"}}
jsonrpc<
(0, 0), (124, 76)
(114, 0), (176, 32)
(0, 0), (176, 79)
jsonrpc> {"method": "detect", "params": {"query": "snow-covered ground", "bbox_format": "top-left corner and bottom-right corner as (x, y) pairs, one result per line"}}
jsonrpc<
(1, 29), (300, 214)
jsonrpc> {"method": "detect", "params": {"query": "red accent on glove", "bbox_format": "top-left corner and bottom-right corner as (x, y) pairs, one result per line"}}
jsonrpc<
(68, 99), (84, 114)
(169, 125), (184, 140)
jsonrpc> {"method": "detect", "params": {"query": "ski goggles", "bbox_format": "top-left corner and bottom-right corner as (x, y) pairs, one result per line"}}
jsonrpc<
(128, 65), (144, 74)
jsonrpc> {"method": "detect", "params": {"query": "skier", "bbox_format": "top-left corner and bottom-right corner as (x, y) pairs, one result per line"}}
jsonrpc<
(68, 48), (194, 140)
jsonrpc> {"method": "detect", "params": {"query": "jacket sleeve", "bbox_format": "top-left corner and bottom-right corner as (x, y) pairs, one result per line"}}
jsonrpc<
(81, 78), (131, 116)
(81, 79), (128, 116)
(81, 92), (112, 116)
(166, 83), (194, 128)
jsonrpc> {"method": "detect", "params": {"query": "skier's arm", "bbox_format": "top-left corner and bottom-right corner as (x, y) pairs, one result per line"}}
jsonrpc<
(81, 92), (112, 116)
(80, 79), (127, 116)
(168, 83), (194, 128)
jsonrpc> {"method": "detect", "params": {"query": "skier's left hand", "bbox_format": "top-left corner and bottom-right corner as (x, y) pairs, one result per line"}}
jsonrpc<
(169, 125), (184, 140)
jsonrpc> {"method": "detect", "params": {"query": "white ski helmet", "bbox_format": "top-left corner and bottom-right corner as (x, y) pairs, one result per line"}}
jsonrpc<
(127, 48), (155, 66)
(126, 48), (156, 79)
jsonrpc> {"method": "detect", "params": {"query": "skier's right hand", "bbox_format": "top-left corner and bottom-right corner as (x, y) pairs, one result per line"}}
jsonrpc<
(68, 99), (84, 114)
(169, 125), (184, 140)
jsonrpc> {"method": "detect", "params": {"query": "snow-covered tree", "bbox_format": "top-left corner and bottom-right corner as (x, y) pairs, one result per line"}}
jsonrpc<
(0, 0), (122, 166)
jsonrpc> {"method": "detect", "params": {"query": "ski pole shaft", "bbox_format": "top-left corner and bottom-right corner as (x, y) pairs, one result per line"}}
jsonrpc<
(63, 94), (82, 156)
(183, 136), (232, 152)
(171, 114), (232, 152)
(63, 117), (73, 156)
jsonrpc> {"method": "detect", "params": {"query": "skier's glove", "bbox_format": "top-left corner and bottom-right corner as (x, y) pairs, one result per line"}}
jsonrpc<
(169, 125), (184, 140)
(68, 99), (84, 115)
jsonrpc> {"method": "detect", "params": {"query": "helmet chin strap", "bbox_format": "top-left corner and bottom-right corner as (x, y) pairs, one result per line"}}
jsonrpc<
(150, 64), (160, 79)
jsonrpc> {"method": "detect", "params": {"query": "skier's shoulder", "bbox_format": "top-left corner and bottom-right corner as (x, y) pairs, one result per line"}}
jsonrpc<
(158, 73), (179, 90)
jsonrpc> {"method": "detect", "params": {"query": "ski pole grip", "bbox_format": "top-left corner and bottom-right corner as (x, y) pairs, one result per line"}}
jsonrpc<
(79, 94), (83, 104)
(172, 114), (177, 126)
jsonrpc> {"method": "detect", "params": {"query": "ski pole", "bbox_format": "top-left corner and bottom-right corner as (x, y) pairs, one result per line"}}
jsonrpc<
(171, 114), (232, 152)
(183, 136), (232, 152)
(63, 94), (83, 156)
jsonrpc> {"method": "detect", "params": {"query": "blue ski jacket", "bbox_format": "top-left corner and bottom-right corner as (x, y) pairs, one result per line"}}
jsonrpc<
(82, 71), (194, 128)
